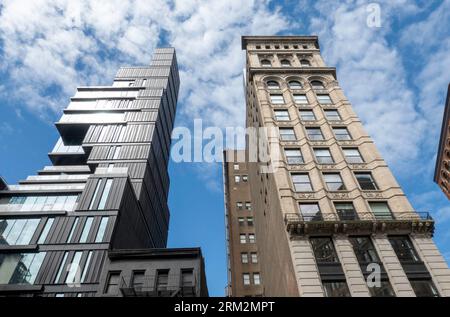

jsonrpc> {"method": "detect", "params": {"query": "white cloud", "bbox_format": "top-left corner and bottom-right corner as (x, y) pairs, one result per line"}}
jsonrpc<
(308, 1), (427, 171)
(0, 0), (289, 128)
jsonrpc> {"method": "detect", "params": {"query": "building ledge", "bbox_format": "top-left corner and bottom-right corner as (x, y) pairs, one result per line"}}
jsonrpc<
(0, 284), (43, 294)
(284, 212), (434, 236)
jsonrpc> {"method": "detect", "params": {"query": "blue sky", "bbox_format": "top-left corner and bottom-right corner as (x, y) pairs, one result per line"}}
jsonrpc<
(1, 0), (450, 296)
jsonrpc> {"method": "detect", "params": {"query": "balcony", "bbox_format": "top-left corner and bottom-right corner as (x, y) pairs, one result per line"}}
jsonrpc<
(284, 212), (434, 236)
(119, 275), (197, 297)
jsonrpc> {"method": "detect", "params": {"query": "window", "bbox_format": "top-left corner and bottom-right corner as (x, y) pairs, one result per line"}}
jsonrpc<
(266, 81), (279, 89)
(324, 109), (341, 121)
(323, 173), (346, 191)
(81, 251), (93, 283)
(245, 202), (251, 210)
(105, 272), (120, 295)
(253, 273), (261, 285)
(67, 217), (79, 243)
(156, 270), (169, 291)
(243, 273), (251, 285)
(333, 127), (352, 140)
(0, 218), (40, 245)
(132, 271), (145, 290)
(65, 251), (83, 284)
(311, 80), (325, 89)
(242, 175), (248, 182)
(97, 179), (113, 210)
(288, 81), (302, 89)
(280, 59), (291, 67)
(285, 148), (304, 164)
(310, 237), (339, 263)
(410, 280), (439, 297)
(238, 217), (245, 226)
(236, 202), (243, 209)
(369, 202), (393, 220)
(334, 202), (357, 220)
(279, 128), (296, 141)
(260, 59), (271, 67)
(270, 94), (285, 104)
(95, 217), (109, 243)
(55, 252), (69, 283)
(1, 194), (79, 212)
(306, 127), (324, 141)
(323, 281), (351, 297)
(251, 253), (258, 264)
(388, 236), (420, 262)
(299, 110), (315, 121)
(349, 237), (380, 263)
(314, 148), (334, 164)
(274, 109), (290, 121)
(181, 269), (194, 288)
(355, 172), (378, 190)
(37, 218), (54, 244)
(369, 280), (396, 297)
(317, 94), (332, 104)
(0, 252), (46, 285)
(300, 59), (311, 66)
(113, 146), (121, 159)
(343, 148), (364, 163)
(240, 234), (247, 244)
(235, 176), (241, 183)
(247, 217), (254, 226)
(292, 173), (313, 192)
(241, 253), (249, 264)
(88, 180), (103, 210)
(299, 203), (321, 221)
(79, 217), (94, 243)
(248, 234), (256, 243)
(233, 164), (239, 170)
(293, 94), (308, 104)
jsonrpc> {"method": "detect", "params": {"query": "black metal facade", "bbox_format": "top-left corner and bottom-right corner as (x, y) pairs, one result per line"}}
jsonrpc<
(0, 48), (208, 297)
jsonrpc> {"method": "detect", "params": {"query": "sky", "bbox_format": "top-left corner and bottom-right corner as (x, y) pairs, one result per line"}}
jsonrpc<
(0, 0), (450, 296)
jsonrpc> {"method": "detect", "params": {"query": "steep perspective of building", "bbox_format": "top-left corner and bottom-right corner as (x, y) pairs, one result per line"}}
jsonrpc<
(0, 48), (208, 297)
(434, 84), (450, 200)
(223, 35), (450, 297)
(223, 150), (263, 297)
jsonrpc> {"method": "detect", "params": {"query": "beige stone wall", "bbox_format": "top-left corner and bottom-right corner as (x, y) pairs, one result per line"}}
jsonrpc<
(411, 235), (450, 296)
(241, 36), (450, 297)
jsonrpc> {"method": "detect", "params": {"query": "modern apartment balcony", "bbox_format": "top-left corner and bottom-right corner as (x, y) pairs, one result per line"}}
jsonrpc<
(284, 212), (434, 236)
(119, 275), (197, 297)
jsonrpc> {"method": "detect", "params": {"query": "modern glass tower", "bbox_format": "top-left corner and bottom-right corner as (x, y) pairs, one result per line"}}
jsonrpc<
(0, 48), (208, 297)
(223, 36), (450, 297)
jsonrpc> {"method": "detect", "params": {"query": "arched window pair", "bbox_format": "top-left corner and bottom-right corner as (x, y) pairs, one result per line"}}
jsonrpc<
(267, 80), (303, 90)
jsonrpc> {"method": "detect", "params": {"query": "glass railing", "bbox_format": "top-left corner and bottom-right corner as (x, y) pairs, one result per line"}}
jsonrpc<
(25, 175), (90, 182)
(7, 184), (85, 191)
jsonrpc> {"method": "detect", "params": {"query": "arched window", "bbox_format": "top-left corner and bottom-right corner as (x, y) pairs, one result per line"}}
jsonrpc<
(280, 59), (291, 67)
(261, 59), (272, 67)
(267, 81), (280, 89)
(288, 81), (302, 89)
(311, 80), (325, 89)
(300, 59), (311, 66)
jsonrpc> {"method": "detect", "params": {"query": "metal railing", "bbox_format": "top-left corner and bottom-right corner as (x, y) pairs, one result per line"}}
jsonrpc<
(119, 275), (197, 297)
(285, 211), (433, 223)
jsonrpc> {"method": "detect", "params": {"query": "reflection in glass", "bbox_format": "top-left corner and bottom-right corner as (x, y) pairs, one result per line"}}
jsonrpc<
(0, 252), (46, 285)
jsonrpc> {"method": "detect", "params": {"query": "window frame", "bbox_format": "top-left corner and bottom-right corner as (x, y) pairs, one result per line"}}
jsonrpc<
(314, 148), (334, 164)
(291, 173), (313, 192)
